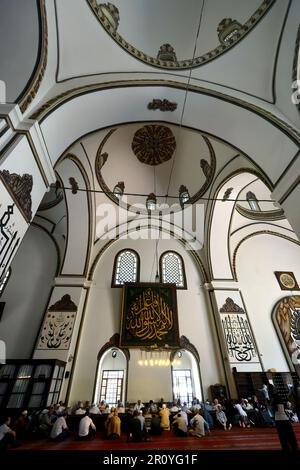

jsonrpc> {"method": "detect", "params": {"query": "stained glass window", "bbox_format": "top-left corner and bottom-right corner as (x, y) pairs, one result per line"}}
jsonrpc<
(113, 250), (139, 286)
(160, 251), (186, 288)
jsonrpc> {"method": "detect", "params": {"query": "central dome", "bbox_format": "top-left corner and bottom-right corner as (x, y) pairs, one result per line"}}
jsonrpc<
(131, 124), (176, 166)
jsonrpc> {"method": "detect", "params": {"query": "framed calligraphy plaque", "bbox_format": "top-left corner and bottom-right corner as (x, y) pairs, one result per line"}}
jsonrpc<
(120, 283), (179, 348)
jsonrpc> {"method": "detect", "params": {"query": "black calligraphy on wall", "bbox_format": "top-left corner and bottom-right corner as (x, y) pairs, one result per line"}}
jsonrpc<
(221, 313), (258, 362)
(37, 311), (76, 350)
(0, 204), (20, 279)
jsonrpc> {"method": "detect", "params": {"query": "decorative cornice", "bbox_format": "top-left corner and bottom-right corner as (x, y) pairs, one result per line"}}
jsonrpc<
(147, 99), (177, 112)
(86, 0), (275, 70)
(232, 230), (300, 280)
(170, 335), (200, 363)
(29, 79), (300, 146)
(18, 0), (48, 113)
(97, 333), (130, 361)
(0, 169), (33, 222)
(235, 203), (285, 221)
(49, 294), (77, 311)
(220, 297), (244, 313)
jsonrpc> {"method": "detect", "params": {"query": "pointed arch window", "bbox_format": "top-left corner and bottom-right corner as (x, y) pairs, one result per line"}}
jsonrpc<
(160, 251), (187, 289)
(246, 191), (261, 211)
(0, 267), (11, 298)
(112, 249), (140, 287)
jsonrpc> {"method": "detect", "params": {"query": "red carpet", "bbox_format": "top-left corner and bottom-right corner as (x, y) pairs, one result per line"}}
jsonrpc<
(13, 423), (300, 451)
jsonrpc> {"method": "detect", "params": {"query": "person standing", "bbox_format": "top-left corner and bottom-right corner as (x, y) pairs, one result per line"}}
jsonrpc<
(274, 403), (298, 451)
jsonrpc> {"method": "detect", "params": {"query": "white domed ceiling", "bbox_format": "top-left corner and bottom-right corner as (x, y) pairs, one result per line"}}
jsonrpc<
(88, 0), (272, 69)
(95, 122), (216, 212)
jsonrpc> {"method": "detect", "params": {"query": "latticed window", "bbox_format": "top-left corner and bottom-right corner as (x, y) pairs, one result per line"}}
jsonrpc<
(172, 369), (193, 406)
(113, 250), (139, 286)
(160, 251), (186, 288)
(100, 370), (124, 408)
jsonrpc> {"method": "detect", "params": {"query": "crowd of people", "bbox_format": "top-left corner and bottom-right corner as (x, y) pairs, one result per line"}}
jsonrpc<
(0, 390), (299, 450)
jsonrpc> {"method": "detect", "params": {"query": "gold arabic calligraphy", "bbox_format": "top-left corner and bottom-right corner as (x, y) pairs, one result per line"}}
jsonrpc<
(126, 288), (173, 341)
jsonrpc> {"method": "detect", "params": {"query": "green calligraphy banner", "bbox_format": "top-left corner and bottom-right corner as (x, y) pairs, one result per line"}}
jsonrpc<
(120, 283), (179, 348)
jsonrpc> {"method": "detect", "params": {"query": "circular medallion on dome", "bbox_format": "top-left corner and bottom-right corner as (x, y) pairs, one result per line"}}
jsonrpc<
(132, 125), (176, 166)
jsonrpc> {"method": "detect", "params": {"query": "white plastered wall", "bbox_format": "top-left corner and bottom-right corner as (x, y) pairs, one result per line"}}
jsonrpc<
(68, 235), (222, 405)
(235, 233), (300, 372)
(0, 225), (57, 359)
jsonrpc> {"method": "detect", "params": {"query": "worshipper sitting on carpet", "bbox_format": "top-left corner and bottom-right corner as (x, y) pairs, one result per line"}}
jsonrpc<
(107, 411), (121, 439)
(285, 401), (299, 422)
(159, 403), (170, 430)
(0, 416), (20, 449)
(189, 410), (210, 438)
(99, 400), (107, 413)
(172, 413), (188, 437)
(134, 399), (145, 412)
(149, 413), (162, 436)
(50, 411), (70, 441)
(116, 401), (125, 414)
(128, 410), (143, 442)
(215, 404), (231, 431)
(234, 401), (250, 428)
(170, 400), (180, 413)
(89, 403), (101, 415)
(75, 402), (86, 415)
(147, 400), (158, 414)
(78, 412), (96, 440)
(38, 407), (55, 437)
(12, 410), (30, 438)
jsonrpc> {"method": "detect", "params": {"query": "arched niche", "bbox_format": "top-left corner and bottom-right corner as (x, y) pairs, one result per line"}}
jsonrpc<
(93, 334), (129, 407)
(272, 295), (300, 379)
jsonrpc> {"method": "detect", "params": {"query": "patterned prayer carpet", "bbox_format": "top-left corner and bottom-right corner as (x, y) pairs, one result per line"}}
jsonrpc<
(12, 423), (300, 451)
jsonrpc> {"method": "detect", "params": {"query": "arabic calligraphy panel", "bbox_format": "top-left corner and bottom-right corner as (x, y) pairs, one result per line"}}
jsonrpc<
(36, 310), (76, 350)
(220, 312), (260, 364)
(120, 283), (179, 348)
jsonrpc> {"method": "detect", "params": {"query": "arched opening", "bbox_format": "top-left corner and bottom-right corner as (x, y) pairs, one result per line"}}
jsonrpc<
(171, 349), (202, 405)
(94, 347), (127, 408)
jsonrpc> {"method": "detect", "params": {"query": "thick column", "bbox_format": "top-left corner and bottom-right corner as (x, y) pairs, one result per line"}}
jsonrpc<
(32, 277), (89, 404)
(207, 280), (263, 398)
(0, 104), (55, 278)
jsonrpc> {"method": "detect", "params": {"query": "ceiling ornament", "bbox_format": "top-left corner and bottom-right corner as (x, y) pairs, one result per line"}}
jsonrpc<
(157, 44), (177, 62)
(0, 169), (33, 222)
(217, 18), (242, 45)
(147, 99), (177, 112)
(131, 125), (176, 166)
(87, 0), (275, 70)
(200, 159), (212, 179)
(95, 127), (216, 215)
(222, 187), (234, 201)
(97, 2), (119, 32)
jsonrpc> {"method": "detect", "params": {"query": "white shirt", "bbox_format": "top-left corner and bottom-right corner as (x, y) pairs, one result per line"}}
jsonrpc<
(50, 417), (68, 439)
(173, 416), (187, 433)
(75, 408), (86, 415)
(0, 424), (11, 441)
(89, 405), (100, 415)
(78, 416), (96, 437)
(234, 404), (247, 417)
